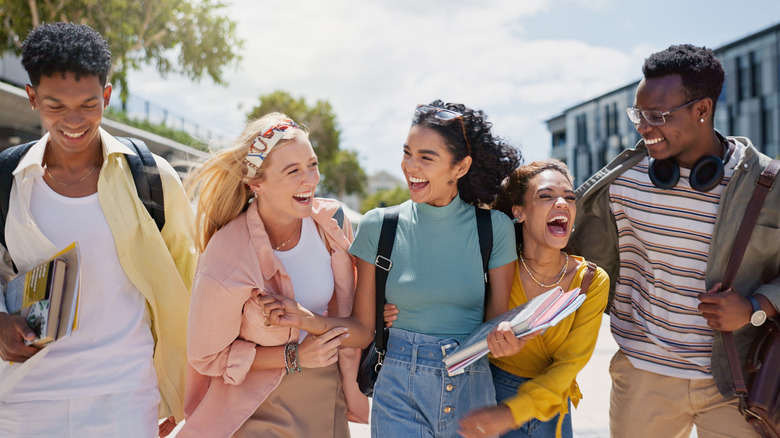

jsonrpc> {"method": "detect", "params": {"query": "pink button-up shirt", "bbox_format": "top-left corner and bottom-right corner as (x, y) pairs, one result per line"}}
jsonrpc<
(180, 198), (368, 437)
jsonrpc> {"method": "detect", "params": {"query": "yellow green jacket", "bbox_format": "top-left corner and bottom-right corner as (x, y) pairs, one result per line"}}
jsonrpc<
(0, 128), (197, 421)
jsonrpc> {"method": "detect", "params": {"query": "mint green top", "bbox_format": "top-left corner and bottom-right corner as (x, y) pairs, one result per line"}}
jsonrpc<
(349, 196), (517, 340)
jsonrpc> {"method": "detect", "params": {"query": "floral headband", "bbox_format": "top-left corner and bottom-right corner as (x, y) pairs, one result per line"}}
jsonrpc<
(243, 119), (300, 181)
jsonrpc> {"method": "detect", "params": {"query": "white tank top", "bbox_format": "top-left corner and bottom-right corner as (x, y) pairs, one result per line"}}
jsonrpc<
(274, 216), (334, 341)
(7, 177), (157, 401)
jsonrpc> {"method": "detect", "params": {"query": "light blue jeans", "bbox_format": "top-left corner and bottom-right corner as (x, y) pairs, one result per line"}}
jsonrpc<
(370, 328), (497, 438)
(491, 364), (572, 438)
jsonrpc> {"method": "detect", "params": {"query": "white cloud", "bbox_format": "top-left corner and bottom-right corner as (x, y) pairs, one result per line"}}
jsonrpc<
(125, 0), (749, 178)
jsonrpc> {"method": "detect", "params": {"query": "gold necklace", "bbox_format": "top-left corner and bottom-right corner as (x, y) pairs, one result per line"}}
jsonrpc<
(274, 220), (302, 251)
(44, 164), (98, 186)
(519, 251), (568, 288)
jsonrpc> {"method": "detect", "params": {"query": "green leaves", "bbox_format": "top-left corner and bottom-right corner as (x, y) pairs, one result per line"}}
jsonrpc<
(0, 0), (243, 97)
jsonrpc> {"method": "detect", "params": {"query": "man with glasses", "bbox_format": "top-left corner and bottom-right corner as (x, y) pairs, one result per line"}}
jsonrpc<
(571, 44), (778, 437)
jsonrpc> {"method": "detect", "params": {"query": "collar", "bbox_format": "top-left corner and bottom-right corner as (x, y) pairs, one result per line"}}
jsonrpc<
(414, 194), (468, 220)
(14, 127), (135, 179)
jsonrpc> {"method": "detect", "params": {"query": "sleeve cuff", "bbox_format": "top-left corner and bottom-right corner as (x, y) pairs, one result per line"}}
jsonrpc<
(222, 339), (257, 385)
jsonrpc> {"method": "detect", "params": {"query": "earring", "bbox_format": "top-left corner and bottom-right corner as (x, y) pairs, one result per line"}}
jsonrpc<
(512, 218), (520, 224)
(571, 225), (576, 233)
(700, 118), (704, 123)
(31, 106), (36, 111)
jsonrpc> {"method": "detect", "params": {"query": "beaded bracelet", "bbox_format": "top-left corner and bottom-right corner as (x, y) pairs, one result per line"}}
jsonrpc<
(284, 342), (301, 375)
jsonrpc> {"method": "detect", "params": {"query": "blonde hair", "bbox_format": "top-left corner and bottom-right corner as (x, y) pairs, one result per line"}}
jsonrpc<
(186, 112), (309, 251)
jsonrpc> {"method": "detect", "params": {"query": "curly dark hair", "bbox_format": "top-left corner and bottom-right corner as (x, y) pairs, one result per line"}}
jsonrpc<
(642, 44), (724, 113)
(22, 22), (111, 87)
(494, 159), (572, 251)
(412, 100), (522, 206)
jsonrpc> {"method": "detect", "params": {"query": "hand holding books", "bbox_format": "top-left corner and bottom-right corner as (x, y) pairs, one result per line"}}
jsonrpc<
(485, 320), (538, 359)
(0, 243), (81, 362)
(443, 286), (585, 376)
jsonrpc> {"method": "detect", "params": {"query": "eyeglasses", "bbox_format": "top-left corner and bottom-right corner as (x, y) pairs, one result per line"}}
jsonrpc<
(415, 104), (472, 156)
(625, 97), (704, 126)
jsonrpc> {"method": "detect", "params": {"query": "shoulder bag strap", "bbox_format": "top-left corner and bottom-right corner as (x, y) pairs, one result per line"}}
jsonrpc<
(579, 261), (598, 295)
(721, 159), (780, 396)
(475, 207), (493, 302)
(374, 205), (401, 353)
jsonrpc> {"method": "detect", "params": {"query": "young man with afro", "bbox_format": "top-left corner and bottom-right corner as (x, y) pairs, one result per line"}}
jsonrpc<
(0, 22), (196, 437)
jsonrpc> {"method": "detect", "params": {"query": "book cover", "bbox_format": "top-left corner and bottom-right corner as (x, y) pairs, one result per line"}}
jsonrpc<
(443, 286), (585, 376)
(5, 258), (67, 347)
(3, 242), (81, 347)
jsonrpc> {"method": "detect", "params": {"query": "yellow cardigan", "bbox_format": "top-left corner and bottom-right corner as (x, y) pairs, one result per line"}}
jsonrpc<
(490, 255), (609, 432)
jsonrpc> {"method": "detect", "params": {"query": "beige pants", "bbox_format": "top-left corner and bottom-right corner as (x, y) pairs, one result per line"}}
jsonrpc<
(233, 362), (349, 438)
(609, 350), (759, 438)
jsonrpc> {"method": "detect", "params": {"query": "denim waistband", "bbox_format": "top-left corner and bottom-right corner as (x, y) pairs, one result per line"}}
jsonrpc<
(384, 328), (464, 370)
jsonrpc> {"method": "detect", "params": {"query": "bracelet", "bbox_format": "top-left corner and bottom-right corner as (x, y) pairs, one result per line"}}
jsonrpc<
(284, 343), (301, 375)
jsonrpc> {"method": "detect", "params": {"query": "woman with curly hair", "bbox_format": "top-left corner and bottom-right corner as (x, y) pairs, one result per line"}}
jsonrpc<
(260, 100), (523, 437)
(457, 160), (609, 438)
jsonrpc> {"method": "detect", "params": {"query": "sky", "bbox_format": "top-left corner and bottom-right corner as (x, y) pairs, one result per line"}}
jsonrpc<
(126, 0), (780, 180)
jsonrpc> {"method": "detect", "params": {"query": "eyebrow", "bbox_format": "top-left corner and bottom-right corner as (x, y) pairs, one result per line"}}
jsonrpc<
(42, 96), (100, 104)
(537, 187), (575, 194)
(404, 145), (440, 157)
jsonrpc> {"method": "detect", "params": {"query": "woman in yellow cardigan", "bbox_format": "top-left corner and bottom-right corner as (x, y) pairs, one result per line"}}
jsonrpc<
(386, 159), (609, 438)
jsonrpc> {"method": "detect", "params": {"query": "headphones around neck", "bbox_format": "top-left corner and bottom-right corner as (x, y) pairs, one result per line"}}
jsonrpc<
(647, 133), (735, 192)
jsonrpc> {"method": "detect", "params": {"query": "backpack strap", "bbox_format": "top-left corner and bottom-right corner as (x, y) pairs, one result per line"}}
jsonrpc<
(332, 205), (345, 230)
(0, 141), (36, 273)
(475, 207), (493, 305)
(579, 261), (598, 295)
(373, 205), (401, 359)
(117, 137), (166, 231)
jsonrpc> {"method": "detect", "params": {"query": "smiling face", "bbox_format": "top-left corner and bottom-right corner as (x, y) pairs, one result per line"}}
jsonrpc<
(633, 74), (715, 168)
(513, 169), (576, 252)
(249, 136), (320, 221)
(26, 72), (110, 158)
(401, 125), (471, 207)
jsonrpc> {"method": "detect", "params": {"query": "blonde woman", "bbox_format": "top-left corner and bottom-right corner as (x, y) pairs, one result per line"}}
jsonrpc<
(179, 113), (368, 437)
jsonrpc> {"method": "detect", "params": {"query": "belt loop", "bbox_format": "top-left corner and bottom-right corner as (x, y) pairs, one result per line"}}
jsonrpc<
(410, 341), (418, 374)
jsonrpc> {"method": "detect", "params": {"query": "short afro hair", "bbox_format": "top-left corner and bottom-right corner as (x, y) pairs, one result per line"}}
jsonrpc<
(22, 22), (111, 87)
(642, 44), (725, 111)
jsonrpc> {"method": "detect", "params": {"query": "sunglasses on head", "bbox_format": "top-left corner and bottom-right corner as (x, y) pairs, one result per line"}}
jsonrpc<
(415, 104), (472, 156)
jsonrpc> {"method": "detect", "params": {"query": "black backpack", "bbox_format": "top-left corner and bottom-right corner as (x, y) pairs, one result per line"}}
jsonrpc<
(0, 136), (165, 271)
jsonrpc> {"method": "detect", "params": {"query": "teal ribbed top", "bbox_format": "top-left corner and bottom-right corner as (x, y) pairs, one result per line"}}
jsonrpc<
(349, 196), (516, 340)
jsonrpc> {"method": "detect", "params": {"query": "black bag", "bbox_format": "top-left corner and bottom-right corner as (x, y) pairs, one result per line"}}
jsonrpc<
(356, 206), (493, 397)
(356, 206), (399, 397)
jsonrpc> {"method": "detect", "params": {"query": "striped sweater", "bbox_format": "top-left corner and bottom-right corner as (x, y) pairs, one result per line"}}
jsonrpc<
(607, 144), (743, 378)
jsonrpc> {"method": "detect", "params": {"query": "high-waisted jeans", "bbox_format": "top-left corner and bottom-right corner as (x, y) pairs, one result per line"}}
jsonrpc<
(491, 363), (572, 438)
(371, 328), (496, 438)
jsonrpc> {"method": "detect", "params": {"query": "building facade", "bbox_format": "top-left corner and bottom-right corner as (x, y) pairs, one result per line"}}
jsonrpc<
(547, 23), (780, 186)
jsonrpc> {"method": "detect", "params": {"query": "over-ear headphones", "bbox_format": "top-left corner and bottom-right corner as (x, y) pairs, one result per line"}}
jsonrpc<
(648, 133), (735, 192)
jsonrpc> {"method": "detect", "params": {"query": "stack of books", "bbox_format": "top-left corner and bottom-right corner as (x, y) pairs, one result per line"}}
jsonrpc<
(444, 286), (585, 376)
(4, 243), (81, 347)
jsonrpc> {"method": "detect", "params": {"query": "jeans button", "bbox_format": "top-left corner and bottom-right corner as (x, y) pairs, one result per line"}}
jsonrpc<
(444, 406), (453, 413)
(446, 384), (454, 391)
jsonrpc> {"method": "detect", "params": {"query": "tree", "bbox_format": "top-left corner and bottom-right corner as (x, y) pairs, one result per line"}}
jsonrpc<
(0, 0), (242, 102)
(247, 90), (367, 198)
(320, 149), (367, 199)
(360, 187), (409, 214)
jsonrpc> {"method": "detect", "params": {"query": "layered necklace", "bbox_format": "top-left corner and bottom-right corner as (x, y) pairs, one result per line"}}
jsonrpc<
(519, 251), (569, 288)
(273, 219), (302, 251)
